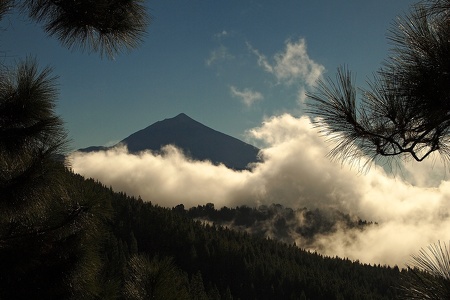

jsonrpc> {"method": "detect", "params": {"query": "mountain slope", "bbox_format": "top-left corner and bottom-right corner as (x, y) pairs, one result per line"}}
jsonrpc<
(80, 113), (260, 170)
(96, 174), (403, 300)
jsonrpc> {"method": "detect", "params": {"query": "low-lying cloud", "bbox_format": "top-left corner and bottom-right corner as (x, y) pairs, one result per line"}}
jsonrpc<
(68, 114), (450, 267)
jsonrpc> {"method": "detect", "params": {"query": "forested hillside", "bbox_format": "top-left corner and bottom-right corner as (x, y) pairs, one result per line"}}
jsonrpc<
(81, 172), (403, 299)
(182, 203), (375, 246)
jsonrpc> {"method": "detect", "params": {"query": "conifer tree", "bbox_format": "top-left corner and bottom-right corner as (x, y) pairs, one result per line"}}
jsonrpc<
(307, 0), (450, 168)
(124, 254), (190, 300)
(399, 241), (450, 299)
(190, 271), (209, 300)
(0, 1), (149, 298)
(19, 0), (148, 58)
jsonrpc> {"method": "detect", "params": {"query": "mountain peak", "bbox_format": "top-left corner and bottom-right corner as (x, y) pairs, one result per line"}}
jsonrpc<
(174, 113), (190, 119)
(165, 113), (196, 124)
(80, 114), (260, 170)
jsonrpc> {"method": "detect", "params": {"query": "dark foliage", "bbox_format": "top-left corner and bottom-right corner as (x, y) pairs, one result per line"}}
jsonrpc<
(108, 179), (405, 299)
(0, 1), (149, 297)
(0, 0), (13, 18)
(0, 0), (149, 235)
(0, 165), (413, 298)
(0, 59), (80, 299)
(307, 0), (450, 168)
(399, 241), (450, 299)
(20, 0), (149, 58)
(58, 173), (402, 300)
(124, 254), (191, 299)
(0, 58), (67, 213)
(0, 58), (118, 299)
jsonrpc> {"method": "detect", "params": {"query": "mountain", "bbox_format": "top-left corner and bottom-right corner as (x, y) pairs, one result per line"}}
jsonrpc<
(79, 113), (260, 170)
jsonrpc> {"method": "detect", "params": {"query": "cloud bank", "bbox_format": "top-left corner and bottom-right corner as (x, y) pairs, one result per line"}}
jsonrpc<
(69, 114), (450, 266)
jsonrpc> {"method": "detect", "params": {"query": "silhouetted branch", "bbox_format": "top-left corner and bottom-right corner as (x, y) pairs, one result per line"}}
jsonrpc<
(307, 0), (450, 168)
(20, 0), (150, 58)
(399, 241), (450, 299)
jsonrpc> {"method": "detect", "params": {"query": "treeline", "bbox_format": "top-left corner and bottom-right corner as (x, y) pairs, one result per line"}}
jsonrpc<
(179, 203), (375, 245)
(89, 172), (404, 299)
(1, 170), (405, 299)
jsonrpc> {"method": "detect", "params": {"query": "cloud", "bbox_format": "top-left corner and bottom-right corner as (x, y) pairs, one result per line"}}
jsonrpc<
(206, 45), (234, 66)
(230, 86), (263, 107)
(297, 86), (308, 104)
(68, 114), (450, 267)
(214, 30), (229, 39)
(249, 38), (325, 86)
(69, 145), (255, 209)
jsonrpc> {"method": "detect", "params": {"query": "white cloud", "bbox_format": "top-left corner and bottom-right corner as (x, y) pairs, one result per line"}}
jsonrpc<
(247, 42), (274, 74)
(69, 145), (256, 209)
(230, 86), (263, 107)
(206, 45), (234, 66)
(68, 114), (450, 267)
(249, 38), (325, 86)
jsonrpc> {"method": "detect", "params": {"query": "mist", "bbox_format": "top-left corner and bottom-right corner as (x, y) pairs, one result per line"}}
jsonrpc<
(68, 114), (450, 266)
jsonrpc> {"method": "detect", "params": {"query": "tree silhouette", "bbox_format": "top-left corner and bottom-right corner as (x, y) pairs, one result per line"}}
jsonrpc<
(0, 1), (149, 298)
(0, 58), (69, 240)
(399, 241), (450, 299)
(19, 0), (149, 58)
(124, 255), (190, 300)
(0, 1), (12, 17)
(307, 0), (450, 168)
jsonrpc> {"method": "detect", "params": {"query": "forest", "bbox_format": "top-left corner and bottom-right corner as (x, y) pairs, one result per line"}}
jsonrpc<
(1, 170), (406, 299)
(182, 203), (376, 246)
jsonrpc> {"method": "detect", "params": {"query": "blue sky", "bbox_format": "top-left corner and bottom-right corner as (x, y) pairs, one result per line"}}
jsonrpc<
(1, 1), (416, 149)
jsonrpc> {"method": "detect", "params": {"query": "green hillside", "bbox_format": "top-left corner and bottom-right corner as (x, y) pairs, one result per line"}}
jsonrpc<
(1, 169), (406, 299)
(88, 172), (403, 299)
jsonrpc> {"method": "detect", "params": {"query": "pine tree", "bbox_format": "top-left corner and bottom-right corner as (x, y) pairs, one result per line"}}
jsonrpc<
(399, 241), (450, 300)
(300, 290), (307, 300)
(190, 271), (209, 300)
(307, 0), (450, 168)
(0, 58), (76, 299)
(124, 254), (190, 300)
(0, 1), (149, 298)
(18, 0), (149, 58)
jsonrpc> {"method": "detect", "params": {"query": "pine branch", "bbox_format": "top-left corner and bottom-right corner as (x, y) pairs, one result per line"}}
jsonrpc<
(0, 205), (87, 243)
